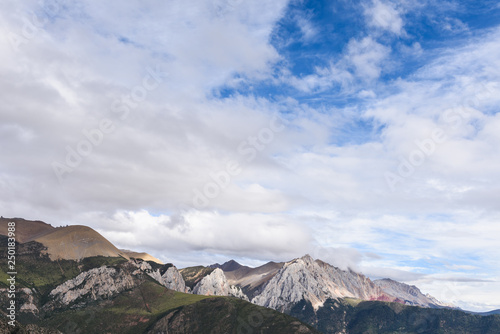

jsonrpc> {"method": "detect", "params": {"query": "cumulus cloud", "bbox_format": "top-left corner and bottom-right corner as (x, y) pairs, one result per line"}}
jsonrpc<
(283, 37), (390, 93)
(2, 0), (500, 312)
(364, 0), (404, 35)
(346, 37), (391, 80)
(94, 209), (312, 266)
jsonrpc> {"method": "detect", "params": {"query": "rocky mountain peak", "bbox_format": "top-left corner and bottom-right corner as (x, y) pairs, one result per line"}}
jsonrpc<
(251, 254), (391, 312)
(192, 268), (248, 301)
(133, 260), (188, 293)
(374, 278), (451, 308)
(300, 254), (314, 262)
(209, 259), (243, 272)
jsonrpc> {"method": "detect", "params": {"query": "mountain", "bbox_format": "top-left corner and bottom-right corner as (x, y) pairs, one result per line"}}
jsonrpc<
(139, 261), (189, 293)
(146, 297), (319, 334)
(121, 250), (163, 264)
(178, 265), (215, 290)
(191, 268), (249, 301)
(374, 278), (454, 308)
(466, 309), (500, 316)
(251, 255), (396, 311)
(33, 225), (130, 261)
(0, 233), (319, 334)
(203, 255), (463, 314)
(0, 217), (54, 243)
(0, 218), (154, 263)
(183, 260), (284, 301)
(2, 217), (499, 333)
(180, 256), (500, 333)
(209, 259), (244, 271)
(288, 297), (500, 334)
(223, 260), (284, 299)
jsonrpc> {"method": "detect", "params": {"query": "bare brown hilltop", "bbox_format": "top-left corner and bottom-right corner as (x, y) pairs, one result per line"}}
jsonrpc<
(34, 225), (129, 261)
(122, 250), (163, 264)
(0, 217), (157, 262)
(0, 217), (54, 243)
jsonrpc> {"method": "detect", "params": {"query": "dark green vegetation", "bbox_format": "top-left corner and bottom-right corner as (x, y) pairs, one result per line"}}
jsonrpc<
(38, 278), (213, 334)
(289, 298), (500, 334)
(2, 236), (499, 333)
(0, 237), (126, 298)
(149, 297), (320, 334)
(0, 238), (318, 334)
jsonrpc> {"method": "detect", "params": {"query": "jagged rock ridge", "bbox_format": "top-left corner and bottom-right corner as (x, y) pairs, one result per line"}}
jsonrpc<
(192, 268), (249, 301)
(251, 255), (396, 311)
(137, 260), (190, 293)
(44, 264), (136, 311)
(374, 278), (454, 308)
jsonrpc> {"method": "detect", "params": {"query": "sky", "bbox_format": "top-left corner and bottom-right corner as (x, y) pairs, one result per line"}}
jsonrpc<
(1, 0), (500, 312)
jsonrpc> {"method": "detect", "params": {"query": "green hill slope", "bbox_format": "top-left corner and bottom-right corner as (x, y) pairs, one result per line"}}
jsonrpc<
(288, 298), (500, 334)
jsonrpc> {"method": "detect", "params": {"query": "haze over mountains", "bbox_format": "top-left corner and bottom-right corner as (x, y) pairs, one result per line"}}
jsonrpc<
(1, 217), (499, 333)
(3, 0), (500, 321)
(0, 217), (457, 309)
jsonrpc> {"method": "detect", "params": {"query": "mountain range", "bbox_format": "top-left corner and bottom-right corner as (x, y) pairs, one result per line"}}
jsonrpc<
(1, 217), (499, 333)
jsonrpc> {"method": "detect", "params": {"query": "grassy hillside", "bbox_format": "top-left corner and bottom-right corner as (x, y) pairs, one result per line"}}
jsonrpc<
(148, 296), (320, 334)
(38, 278), (320, 334)
(38, 278), (211, 334)
(289, 298), (500, 334)
(0, 238), (319, 334)
(0, 237), (126, 297)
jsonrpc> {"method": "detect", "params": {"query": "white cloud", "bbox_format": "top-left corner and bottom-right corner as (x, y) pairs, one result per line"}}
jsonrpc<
(95, 209), (312, 266)
(283, 37), (390, 93)
(286, 63), (353, 93)
(364, 0), (404, 35)
(295, 13), (317, 42)
(346, 37), (391, 80)
(2, 0), (500, 312)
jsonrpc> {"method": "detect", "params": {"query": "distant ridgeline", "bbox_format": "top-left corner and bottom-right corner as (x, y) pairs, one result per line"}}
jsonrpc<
(1, 217), (499, 333)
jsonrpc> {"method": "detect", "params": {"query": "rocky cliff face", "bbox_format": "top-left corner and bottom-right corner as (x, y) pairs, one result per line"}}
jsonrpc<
(44, 264), (136, 311)
(251, 255), (393, 311)
(160, 266), (189, 293)
(0, 287), (39, 320)
(142, 255), (448, 314)
(138, 260), (189, 293)
(192, 268), (249, 301)
(374, 278), (452, 308)
(223, 260), (284, 299)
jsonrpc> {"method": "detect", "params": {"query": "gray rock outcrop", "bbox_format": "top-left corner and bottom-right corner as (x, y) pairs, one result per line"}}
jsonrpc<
(374, 278), (453, 308)
(134, 260), (189, 293)
(192, 268), (249, 301)
(251, 255), (390, 311)
(44, 265), (135, 310)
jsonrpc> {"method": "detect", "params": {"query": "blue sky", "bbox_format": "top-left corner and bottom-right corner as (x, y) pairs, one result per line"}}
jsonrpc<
(1, 0), (500, 311)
